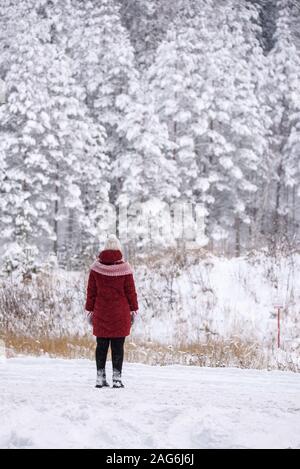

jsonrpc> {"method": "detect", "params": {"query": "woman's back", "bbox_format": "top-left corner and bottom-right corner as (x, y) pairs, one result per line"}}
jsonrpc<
(85, 248), (138, 338)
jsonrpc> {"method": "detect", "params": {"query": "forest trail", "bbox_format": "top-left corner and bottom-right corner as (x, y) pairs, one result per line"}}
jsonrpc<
(0, 357), (299, 449)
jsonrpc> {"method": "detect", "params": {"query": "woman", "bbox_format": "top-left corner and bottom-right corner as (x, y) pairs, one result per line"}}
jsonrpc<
(85, 234), (138, 389)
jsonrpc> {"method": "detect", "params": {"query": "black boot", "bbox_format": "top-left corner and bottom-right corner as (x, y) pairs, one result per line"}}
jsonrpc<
(96, 369), (109, 388)
(112, 369), (124, 388)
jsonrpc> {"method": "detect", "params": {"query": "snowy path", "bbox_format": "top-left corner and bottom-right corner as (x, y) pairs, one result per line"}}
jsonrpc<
(0, 357), (299, 449)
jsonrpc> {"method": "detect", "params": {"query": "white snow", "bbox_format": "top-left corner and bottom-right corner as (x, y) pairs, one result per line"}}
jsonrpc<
(0, 357), (299, 449)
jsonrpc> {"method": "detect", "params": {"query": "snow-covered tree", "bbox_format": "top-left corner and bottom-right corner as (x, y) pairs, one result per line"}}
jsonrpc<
(0, 16), (54, 271)
(148, 2), (269, 253)
(118, 0), (177, 70)
(0, 10), (109, 271)
(267, 0), (300, 246)
(148, 22), (204, 203)
(0, 128), (8, 241)
(69, 0), (138, 202)
(116, 81), (180, 206)
(204, 2), (269, 253)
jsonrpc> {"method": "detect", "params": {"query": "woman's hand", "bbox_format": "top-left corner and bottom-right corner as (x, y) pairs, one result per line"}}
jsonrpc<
(130, 311), (138, 326)
(86, 311), (94, 326)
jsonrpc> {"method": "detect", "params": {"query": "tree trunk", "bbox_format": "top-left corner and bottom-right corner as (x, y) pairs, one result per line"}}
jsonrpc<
(274, 161), (283, 240)
(53, 166), (59, 256)
(234, 216), (241, 257)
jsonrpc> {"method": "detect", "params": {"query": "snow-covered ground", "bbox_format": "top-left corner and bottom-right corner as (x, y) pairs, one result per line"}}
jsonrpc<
(0, 357), (299, 449)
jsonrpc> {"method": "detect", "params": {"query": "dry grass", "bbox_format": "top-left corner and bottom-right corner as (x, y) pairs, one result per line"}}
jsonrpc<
(3, 333), (95, 360)
(2, 332), (299, 372)
(2, 332), (259, 365)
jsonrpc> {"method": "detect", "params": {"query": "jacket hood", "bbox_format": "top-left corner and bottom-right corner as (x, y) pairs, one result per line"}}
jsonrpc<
(99, 249), (123, 265)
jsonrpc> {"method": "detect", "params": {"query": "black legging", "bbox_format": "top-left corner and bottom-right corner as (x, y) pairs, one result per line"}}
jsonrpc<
(96, 337), (125, 373)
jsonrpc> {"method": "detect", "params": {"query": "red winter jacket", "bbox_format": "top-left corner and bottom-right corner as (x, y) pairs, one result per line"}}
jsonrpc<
(85, 250), (138, 338)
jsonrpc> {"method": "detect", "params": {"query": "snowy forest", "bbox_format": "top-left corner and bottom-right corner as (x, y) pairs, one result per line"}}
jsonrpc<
(0, 0), (300, 272)
(1, 1), (300, 449)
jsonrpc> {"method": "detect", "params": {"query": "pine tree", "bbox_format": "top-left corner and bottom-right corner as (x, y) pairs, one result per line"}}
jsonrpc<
(0, 8), (109, 271)
(0, 125), (8, 239)
(148, 2), (269, 253)
(148, 22), (203, 203)
(0, 15), (53, 271)
(116, 79), (180, 205)
(267, 0), (300, 246)
(69, 0), (138, 204)
(117, 0), (176, 70)
(208, 1), (269, 254)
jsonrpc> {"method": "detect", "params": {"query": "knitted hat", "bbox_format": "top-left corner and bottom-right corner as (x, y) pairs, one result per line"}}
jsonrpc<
(104, 234), (122, 252)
